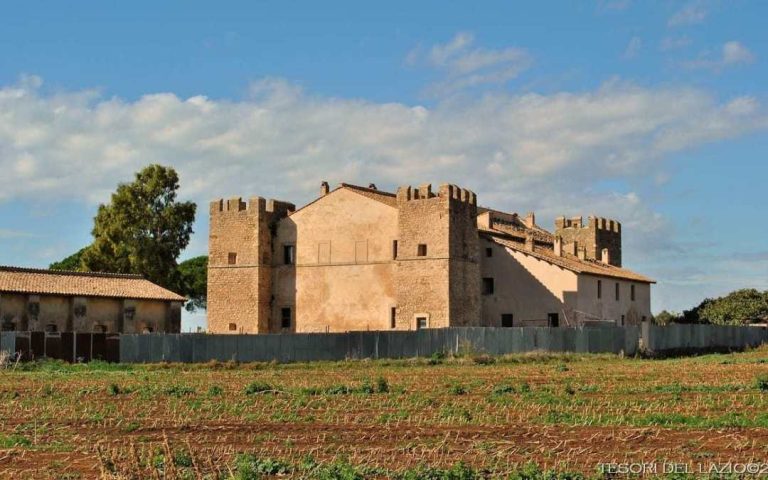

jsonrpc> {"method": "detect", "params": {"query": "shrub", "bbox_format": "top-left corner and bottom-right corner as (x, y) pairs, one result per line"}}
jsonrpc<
(375, 376), (390, 393)
(564, 383), (576, 396)
(244, 382), (273, 395)
(756, 374), (768, 392)
(164, 385), (195, 397)
(428, 351), (445, 365)
(234, 454), (291, 479)
(208, 385), (223, 396)
(492, 384), (515, 395)
(449, 384), (467, 396)
(107, 383), (121, 396)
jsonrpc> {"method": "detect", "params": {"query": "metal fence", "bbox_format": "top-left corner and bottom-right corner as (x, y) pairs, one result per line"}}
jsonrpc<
(1, 324), (766, 364)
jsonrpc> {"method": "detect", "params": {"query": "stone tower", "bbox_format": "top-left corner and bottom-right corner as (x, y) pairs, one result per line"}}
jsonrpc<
(554, 215), (622, 267)
(394, 183), (481, 329)
(207, 197), (294, 333)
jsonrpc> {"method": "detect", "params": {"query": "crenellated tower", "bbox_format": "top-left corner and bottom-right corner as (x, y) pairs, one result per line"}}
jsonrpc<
(208, 196), (294, 333)
(554, 215), (622, 266)
(394, 183), (481, 329)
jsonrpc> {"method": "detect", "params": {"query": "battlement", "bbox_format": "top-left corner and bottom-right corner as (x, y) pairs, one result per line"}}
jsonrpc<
(209, 197), (296, 216)
(555, 213), (622, 267)
(555, 215), (621, 233)
(396, 183), (477, 206)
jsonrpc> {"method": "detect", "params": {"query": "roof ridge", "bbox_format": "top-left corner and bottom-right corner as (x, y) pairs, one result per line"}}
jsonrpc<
(0, 266), (145, 280)
(339, 183), (396, 197)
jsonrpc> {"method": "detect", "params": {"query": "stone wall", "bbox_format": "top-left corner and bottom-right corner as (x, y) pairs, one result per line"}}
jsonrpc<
(0, 292), (180, 333)
(207, 196), (294, 334)
(554, 216), (622, 267)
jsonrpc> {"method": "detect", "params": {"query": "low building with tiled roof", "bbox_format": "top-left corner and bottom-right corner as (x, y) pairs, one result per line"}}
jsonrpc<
(0, 267), (185, 333)
(207, 180), (653, 333)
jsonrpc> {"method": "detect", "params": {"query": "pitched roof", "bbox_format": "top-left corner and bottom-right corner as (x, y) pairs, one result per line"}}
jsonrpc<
(483, 233), (655, 283)
(338, 183), (397, 207)
(0, 266), (187, 302)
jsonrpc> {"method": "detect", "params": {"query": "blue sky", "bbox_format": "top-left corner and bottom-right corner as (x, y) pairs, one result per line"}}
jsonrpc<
(1, 1), (766, 330)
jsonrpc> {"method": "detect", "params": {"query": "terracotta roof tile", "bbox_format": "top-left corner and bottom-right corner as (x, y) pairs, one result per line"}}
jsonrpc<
(0, 266), (187, 301)
(483, 233), (655, 283)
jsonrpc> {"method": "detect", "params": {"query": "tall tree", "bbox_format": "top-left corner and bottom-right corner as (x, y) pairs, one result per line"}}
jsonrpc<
(49, 247), (87, 271)
(178, 255), (208, 312)
(81, 165), (196, 291)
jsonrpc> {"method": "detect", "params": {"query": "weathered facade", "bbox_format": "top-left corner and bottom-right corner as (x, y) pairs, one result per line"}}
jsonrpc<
(0, 267), (185, 333)
(208, 182), (654, 333)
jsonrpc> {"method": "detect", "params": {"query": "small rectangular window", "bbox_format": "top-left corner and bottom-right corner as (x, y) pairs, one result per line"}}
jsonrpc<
(615, 282), (620, 301)
(482, 277), (495, 295)
(485, 247), (493, 257)
(631, 284), (636, 301)
(392, 240), (398, 260)
(547, 313), (559, 327)
(620, 315), (625, 325)
(228, 323), (237, 331)
(501, 314), (514, 327)
(597, 280), (602, 299)
(416, 317), (428, 329)
(417, 244), (427, 257)
(228, 252), (237, 265)
(390, 307), (396, 329)
(283, 245), (296, 265)
(281, 307), (292, 329)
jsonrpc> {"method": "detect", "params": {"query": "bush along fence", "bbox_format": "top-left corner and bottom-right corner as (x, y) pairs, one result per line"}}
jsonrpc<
(1, 324), (767, 364)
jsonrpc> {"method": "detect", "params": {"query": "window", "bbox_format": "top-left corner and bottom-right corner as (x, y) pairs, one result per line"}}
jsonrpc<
(283, 245), (296, 265)
(416, 317), (428, 329)
(620, 315), (625, 325)
(631, 284), (636, 301)
(597, 280), (602, 299)
(417, 244), (427, 256)
(501, 314), (514, 327)
(228, 252), (237, 265)
(281, 307), (292, 329)
(44, 324), (58, 333)
(547, 313), (559, 327)
(390, 307), (396, 329)
(485, 247), (493, 257)
(392, 240), (398, 260)
(228, 323), (237, 332)
(482, 278), (495, 295)
(615, 282), (620, 301)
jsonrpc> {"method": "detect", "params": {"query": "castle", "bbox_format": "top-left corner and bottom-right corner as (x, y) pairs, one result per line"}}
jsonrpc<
(207, 182), (653, 333)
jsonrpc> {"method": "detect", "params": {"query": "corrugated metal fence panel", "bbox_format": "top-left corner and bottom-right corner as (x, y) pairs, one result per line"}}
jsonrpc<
(106, 325), (768, 364)
(1, 331), (15, 355)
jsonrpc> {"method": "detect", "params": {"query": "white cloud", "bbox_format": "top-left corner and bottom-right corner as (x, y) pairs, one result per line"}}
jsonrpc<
(682, 41), (756, 72)
(668, 1), (708, 27)
(407, 32), (532, 95)
(623, 36), (642, 59)
(660, 36), (691, 51)
(1, 75), (766, 211)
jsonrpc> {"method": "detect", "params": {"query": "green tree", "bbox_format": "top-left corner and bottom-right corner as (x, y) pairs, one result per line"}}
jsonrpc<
(49, 247), (87, 271)
(696, 289), (768, 325)
(178, 255), (208, 312)
(80, 165), (196, 292)
(653, 310), (680, 325)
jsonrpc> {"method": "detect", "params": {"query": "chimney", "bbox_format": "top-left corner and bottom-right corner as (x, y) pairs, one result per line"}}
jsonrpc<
(525, 232), (534, 252)
(577, 246), (586, 261)
(368, 183), (377, 190)
(601, 248), (610, 265)
(554, 237), (563, 257)
(524, 212), (536, 228)
(320, 181), (330, 196)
